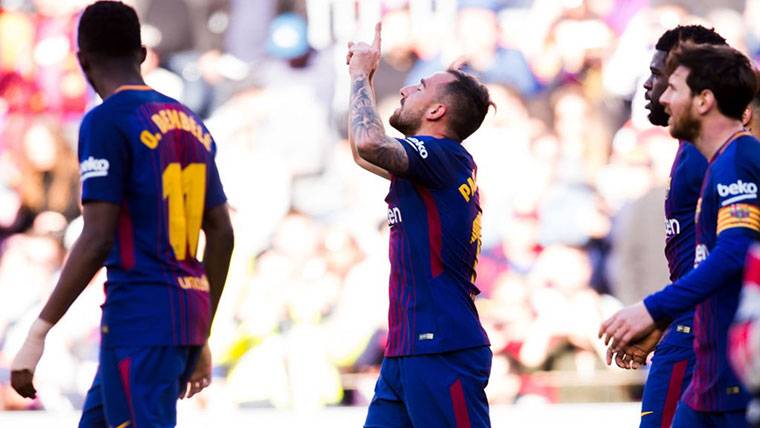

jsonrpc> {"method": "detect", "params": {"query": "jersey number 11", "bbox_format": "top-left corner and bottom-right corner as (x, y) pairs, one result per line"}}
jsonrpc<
(162, 162), (206, 261)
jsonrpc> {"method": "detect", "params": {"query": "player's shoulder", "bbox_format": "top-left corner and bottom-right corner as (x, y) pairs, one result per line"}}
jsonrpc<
(731, 134), (760, 163)
(80, 101), (115, 131)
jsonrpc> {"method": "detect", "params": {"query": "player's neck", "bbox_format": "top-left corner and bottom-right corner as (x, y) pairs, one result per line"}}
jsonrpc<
(92, 70), (146, 100)
(409, 124), (454, 141)
(694, 116), (745, 160)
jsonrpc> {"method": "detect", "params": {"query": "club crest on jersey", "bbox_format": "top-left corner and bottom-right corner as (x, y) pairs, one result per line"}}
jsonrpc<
(387, 206), (403, 226)
(403, 137), (428, 159)
(80, 156), (110, 181)
(718, 180), (758, 206)
(694, 244), (709, 267)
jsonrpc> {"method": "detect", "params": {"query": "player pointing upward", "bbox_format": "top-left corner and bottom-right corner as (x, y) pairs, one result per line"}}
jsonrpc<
(10, 2), (234, 427)
(348, 24), (493, 427)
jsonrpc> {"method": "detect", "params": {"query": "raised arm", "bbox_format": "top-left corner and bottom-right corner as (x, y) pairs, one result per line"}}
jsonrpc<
(347, 23), (408, 179)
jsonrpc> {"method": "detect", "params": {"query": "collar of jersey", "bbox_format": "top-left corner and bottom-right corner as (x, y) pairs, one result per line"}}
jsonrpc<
(113, 84), (152, 94)
(711, 129), (752, 162)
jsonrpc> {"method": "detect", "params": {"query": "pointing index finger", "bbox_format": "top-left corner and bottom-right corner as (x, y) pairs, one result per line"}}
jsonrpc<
(373, 22), (382, 50)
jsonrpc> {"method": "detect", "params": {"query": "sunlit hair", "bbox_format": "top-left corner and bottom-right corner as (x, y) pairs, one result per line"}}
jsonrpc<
(665, 43), (757, 121)
(442, 68), (495, 141)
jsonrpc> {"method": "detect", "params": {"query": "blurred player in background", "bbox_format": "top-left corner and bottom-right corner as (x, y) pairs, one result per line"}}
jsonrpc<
(347, 23), (493, 428)
(606, 25), (726, 428)
(729, 87), (760, 428)
(9, 1), (234, 427)
(600, 43), (759, 427)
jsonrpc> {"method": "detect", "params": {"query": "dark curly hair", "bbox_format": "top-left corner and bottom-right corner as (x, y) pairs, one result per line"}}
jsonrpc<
(77, 1), (142, 58)
(655, 25), (726, 52)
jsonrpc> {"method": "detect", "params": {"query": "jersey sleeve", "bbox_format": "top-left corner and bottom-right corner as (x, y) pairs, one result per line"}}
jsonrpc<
(205, 141), (227, 209)
(714, 149), (760, 237)
(396, 138), (460, 188)
(644, 142), (760, 320)
(78, 111), (130, 205)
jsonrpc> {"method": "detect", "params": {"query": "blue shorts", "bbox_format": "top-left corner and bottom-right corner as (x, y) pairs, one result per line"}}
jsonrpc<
(671, 400), (748, 428)
(78, 345), (200, 428)
(364, 346), (491, 428)
(640, 342), (695, 428)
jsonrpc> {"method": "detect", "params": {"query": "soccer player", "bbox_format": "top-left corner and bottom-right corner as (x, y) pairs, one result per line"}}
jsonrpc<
(347, 24), (493, 427)
(9, 2), (234, 427)
(599, 43), (759, 427)
(606, 25), (726, 428)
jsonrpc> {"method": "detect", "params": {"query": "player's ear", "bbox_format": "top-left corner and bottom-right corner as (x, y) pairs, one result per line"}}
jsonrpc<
(138, 47), (147, 66)
(696, 89), (715, 115)
(426, 103), (447, 121)
(742, 105), (753, 127)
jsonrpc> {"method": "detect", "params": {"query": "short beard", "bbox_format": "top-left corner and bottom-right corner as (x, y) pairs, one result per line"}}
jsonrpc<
(669, 109), (701, 142)
(389, 109), (422, 137)
(647, 103), (670, 127)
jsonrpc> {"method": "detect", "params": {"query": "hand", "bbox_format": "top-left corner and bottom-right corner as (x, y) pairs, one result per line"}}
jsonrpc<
(605, 326), (663, 369)
(10, 369), (36, 399)
(10, 318), (52, 399)
(347, 22), (382, 79)
(180, 343), (212, 399)
(598, 301), (656, 351)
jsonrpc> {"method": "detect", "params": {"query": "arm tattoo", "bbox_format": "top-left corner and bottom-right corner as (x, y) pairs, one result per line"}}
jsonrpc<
(350, 76), (408, 175)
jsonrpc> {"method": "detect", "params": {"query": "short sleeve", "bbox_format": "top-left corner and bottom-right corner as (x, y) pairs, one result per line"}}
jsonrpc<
(205, 141), (227, 209)
(397, 137), (460, 188)
(714, 142), (760, 237)
(78, 112), (130, 204)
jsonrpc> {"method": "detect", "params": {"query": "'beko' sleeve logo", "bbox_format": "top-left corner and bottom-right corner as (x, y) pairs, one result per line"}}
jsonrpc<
(80, 156), (110, 181)
(717, 180), (758, 206)
(403, 138), (428, 159)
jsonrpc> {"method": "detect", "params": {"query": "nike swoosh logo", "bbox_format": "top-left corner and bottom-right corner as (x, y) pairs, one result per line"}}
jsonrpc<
(641, 411), (654, 417)
(116, 421), (131, 428)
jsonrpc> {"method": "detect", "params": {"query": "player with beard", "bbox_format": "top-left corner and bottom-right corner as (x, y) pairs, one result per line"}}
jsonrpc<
(600, 43), (759, 427)
(347, 24), (493, 427)
(605, 25), (725, 428)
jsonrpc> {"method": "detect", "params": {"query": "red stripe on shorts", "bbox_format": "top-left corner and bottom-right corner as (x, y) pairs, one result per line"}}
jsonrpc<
(661, 359), (688, 428)
(118, 357), (138, 428)
(449, 378), (472, 428)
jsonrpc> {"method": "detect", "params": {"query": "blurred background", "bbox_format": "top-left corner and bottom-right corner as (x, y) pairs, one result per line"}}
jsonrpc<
(1, 0), (759, 426)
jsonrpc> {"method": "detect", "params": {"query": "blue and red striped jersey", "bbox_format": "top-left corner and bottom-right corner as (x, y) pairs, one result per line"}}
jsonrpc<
(383, 136), (490, 357)
(78, 85), (226, 347)
(645, 132), (759, 411)
(660, 141), (706, 348)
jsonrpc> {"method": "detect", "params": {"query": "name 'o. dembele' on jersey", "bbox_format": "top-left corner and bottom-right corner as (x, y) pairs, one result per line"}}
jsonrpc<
(78, 86), (227, 348)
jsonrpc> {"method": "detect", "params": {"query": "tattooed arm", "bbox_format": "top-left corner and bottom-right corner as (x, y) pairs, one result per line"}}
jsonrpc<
(347, 23), (408, 179)
(349, 75), (408, 179)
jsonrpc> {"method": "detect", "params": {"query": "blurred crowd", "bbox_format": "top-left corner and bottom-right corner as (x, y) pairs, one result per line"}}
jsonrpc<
(2, 0), (760, 413)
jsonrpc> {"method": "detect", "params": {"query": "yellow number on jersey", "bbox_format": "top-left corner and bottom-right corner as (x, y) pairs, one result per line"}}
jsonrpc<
(162, 162), (206, 261)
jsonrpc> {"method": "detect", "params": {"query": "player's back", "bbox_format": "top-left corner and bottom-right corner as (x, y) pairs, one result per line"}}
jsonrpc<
(78, 85), (226, 347)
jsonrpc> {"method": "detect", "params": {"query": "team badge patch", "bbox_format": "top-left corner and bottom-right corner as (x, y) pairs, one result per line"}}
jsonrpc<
(717, 203), (760, 234)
